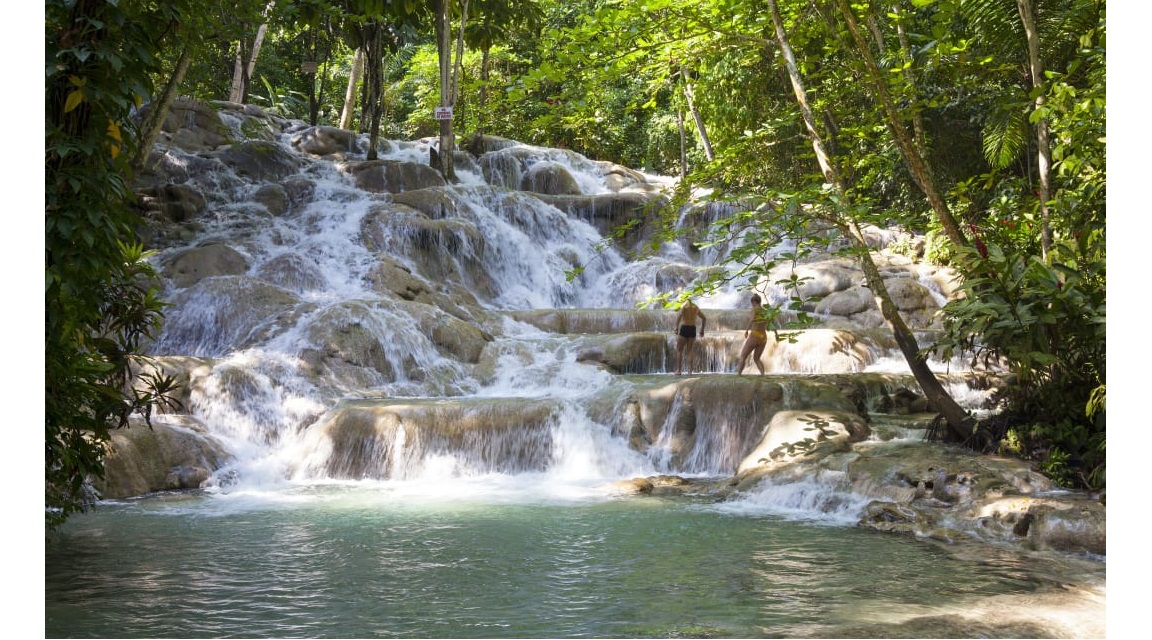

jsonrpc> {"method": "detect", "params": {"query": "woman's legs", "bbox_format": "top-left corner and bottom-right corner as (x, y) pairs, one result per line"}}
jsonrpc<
(751, 341), (765, 374)
(737, 337), (754, 374)
(737, 337), (766, 374)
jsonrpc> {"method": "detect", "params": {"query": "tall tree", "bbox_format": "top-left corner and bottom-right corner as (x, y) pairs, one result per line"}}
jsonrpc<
(431, 0), (470, 180)
(1015, 0), (1053, 257)
(766, 0), (973, 438)
(46, 0), (182, 529)
(339, 0), (426, 158)
(831, 0), (969, 249)
(340, 47), (365, 129)
(679, 65), (714, 162)
(363, 19), (387, 157)
(133, 45), (194, 176)
(230, 1), (279, 103)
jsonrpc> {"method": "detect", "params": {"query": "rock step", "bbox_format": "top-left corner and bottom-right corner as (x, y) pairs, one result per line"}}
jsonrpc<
(507, 308), (763, 334)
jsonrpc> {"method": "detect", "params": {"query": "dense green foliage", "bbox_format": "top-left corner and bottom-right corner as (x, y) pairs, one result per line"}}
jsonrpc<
(45, 0), (1105, 525)
(936, 4), (1106, 487)
(45, 0), (188, 529)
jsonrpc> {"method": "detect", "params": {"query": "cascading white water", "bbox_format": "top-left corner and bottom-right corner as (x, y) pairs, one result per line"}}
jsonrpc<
(145, 130), (671, 493)
(143, 116), (991, 505)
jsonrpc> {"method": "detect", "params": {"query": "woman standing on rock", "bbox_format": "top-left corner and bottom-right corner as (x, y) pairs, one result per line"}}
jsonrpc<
(737, 293), (767, 375)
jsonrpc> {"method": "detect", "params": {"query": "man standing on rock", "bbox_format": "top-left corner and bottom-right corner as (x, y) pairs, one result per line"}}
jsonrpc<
(673, 297), (706, 375)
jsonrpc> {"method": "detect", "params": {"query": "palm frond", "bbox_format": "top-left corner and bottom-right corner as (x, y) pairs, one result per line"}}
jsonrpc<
(959, 0), (1023, 60)
(981, 105), (1029, 168)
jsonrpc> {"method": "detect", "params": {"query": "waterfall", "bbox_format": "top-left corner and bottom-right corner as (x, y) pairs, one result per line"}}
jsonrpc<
(137, 106), (995, 504)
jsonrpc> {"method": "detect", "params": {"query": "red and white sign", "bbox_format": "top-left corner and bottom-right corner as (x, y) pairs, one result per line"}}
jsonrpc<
(433, 107), (453, 120)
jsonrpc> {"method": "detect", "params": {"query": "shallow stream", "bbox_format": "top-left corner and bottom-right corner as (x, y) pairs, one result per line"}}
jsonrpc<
(46, 483), (1105, 638)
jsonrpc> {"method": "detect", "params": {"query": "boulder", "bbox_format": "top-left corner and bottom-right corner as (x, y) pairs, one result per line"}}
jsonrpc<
(291, 125), (362, 157)
(301, 301), (406, 384)
(347, 159), (447, 193)
(137, 183), (207, 223)
(293, 398), (559, 480)
(392, 188), (462, 219)
(360, 202), (496, 298)
(156, 98), (235, 152)
(153, 276), (309, 356)
(97, 416), (230, 499)
(737, 409), (870, 474)
(757, 329), (877, 374)
(576, 333), (671, 374)
(208, 140), (303, 182)
(463, 134), (521, 156)
(253, 183), (290, 216)
(161, 243), (249, 288)
(521, 160), (583, 195)
(255, 252), (330, 292)
(420, 309), (491, 364)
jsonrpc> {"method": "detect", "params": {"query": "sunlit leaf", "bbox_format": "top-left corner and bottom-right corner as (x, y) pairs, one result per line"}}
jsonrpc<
(64, 89), (85, 113)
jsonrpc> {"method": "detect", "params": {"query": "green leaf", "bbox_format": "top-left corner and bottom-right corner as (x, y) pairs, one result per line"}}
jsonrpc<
(64, 89), (85, 113)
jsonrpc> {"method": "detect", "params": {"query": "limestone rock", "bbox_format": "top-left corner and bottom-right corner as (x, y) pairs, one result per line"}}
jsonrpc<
(137, 183), (207, 223)
(521, 160), (582, 195)
(462, 134), (521, 156)
(294, 398), (558, 480)
(255, 252), (330, 293)
(156, 98), (235, 152)
(153, 276), (309, 356)
(253, 183), (290, 216)
(301, 301), (406, 384)
(609, 477), (654, 494)
(392, 188), (461, 219)
(161, 243), (250, 288)
(576, 333), (671, 374)
(533, 191), (668, 248)
(291, 125), (362, 157)
(208, 140), (303, 182)
(347, 159), (447, 193)
(420, 309), (490, 364)
(97, 416), (230, 499)
(737, 409), (870, 474)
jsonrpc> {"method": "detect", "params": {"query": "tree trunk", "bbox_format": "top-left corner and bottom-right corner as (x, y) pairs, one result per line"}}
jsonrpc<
(229, 41), (247, 103)
(340, 48), (364, 130)
(131, 44), (192, 178)
(434, 0), (457, 180)
(228, 1), (276, 104)
(364, 24), (384, 161)
(1017, 0), (1053, 259)
(476, 45), (490, 138)
(307, 24), (331, 126)
(676, 107), (687, 180)
(683, 77), (714, 162)
(247, 17), (271, 84)
(850, 230), (973, 440)
(768, 0), (974, 441)
(451, 0), (470, 107)
(892, 8), (927, 153)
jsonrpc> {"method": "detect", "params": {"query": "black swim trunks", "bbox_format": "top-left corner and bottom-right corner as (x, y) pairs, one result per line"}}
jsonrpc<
(678, 325), (697, 339)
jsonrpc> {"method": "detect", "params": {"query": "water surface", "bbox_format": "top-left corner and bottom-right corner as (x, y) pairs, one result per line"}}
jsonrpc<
(45, 486), (1105, 638)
